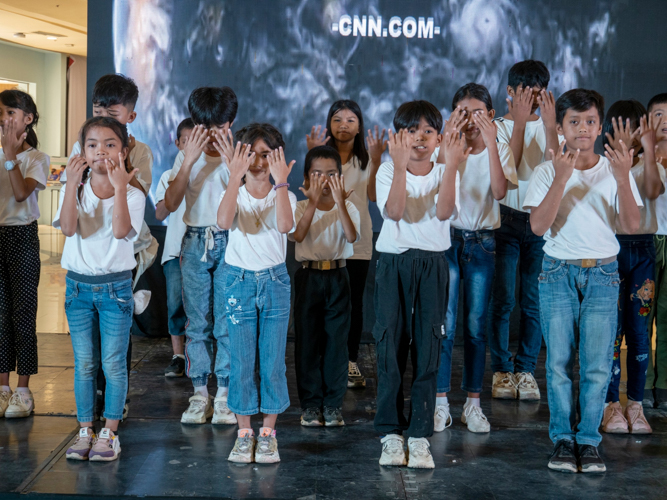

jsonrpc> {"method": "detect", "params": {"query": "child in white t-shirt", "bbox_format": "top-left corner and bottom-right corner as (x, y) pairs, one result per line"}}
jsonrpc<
(53, 117), (146, 462)
(523, 89), (643, 474)
(290, 146), (360, 427)
(216, 123), (297, 464)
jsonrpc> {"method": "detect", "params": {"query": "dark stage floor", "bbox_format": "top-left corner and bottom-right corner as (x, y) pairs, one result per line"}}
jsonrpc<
(1, 336), (667, 500)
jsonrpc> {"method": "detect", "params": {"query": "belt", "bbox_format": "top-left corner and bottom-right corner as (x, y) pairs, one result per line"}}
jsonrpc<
(564, 256), (617, 268)
(302, 259), (346, 270)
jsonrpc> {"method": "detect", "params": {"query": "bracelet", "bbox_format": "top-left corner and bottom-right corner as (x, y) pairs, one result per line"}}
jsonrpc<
(273, 182), (290, 191)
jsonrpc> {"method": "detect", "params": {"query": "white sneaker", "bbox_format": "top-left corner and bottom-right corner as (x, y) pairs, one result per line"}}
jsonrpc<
(211, 395), (237, 425)
(434, 403), (453, 432)
(347, 361), (366, 388)
(407, 437), (435, 469)
(461, 404), (490, 433)
(4, 390), (34, 418)
(0, 389), (12, 417)
(180, 393), (213, 424)
(228, 429), (255, 463)
(255, 427), (280, 464)
(491, 372), (517, 399)
(515, 372), (541, 400)
(379, 434), (406, 466)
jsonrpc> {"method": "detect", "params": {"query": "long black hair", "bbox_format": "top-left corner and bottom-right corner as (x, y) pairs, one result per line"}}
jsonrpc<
(325, 100), (369, 170)
(0, 89), (39, 149)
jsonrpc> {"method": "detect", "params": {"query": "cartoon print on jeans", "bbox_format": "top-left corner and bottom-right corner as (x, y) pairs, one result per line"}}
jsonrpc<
(631, 279), (655, 317)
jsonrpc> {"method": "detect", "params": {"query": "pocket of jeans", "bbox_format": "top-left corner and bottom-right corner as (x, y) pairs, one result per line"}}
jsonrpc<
(592, 261), (620, 286)
(275, 272), (291, 288)
(538, 258), (566, 283)
(479, 235), (496, 255)
(428, 324), (446, 372)
(112, 283), (134, 303)
(65, 280), (78, 300)
(225, 273), (241, 290)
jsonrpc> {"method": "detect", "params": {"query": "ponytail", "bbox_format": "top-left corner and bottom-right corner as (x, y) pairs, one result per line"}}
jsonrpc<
(0, 89), (39, 148)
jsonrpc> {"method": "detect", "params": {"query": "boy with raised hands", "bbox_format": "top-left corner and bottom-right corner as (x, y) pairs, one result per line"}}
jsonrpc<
(523, 89), (642, 474)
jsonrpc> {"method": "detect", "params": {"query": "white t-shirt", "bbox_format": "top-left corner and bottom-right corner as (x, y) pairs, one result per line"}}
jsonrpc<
(290, 199), (360, 262)
(169, 150), (230, 228)
(523, 156), (643, 260)
(156, 169), (187, 264)
(0, 148), (48, 226)
(654, 160), (667, 235)
(222, 185), (297, 271)
(342, 156), (373, 260)
(617, 159), (666, 235)
(451, 142), (516, 231)
(375, 160), (460, 254)
(53, 182), (146, 275)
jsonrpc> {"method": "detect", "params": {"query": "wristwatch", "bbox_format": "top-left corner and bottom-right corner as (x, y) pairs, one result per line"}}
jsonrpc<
(4, 159), (20, 171)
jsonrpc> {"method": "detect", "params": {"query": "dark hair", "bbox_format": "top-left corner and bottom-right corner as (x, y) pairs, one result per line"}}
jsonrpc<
(234, 123), (285, 150)
(602, 99), (647, 149)
(648, 93), (667, 113)
(556, 89), (605, 125)
(177, 118), (195, 141)
(452, 83), (493, 111)
(92, 74), (139, 109)
(325, 100), (369, 170)
(393, 100), (443, 133)
(304, 145), (342, 177)
(507, 60), (550, 90)
(0, 89), (39, 148)
(188, 87), (238, 128)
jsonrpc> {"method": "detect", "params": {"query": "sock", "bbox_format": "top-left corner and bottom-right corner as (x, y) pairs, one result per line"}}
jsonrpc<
(465, 397), (481, 408)
(194, 386), (208, 398)
(436, 396), (448, 407)
(259, 427), (275, 438)
(238, 428), (254, 437)
(16, 387), (30, 394)
(216, 387), (229, 398)
(174, 354), (185, 360)
(0, 386), (10, 393)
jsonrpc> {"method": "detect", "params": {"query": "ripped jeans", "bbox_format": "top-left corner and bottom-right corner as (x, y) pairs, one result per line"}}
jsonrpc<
(606, 235), (655, 403)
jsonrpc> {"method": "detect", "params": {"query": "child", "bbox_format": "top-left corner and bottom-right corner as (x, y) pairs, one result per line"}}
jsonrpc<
(291, 145), (360, 427)
(307, 100), (384, 388)
(54, 117), (145, 461)
(373, 100), (459, 469)
(216, 123), (296, 464)
(524, 89), (642, 473)
(155, 118), (194, 377)
(435, 83), (516, 434)
(0, 90), (48, 419)
(164, 87), (238, 425)
(487, 60), (559, 401)
(601, 100), (664, 435)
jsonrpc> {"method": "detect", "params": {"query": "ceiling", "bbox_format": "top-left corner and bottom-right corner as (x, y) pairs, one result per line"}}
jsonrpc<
(0, 0), (87, 57)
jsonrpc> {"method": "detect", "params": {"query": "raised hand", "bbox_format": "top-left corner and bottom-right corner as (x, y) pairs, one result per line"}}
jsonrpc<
(537, 90), (556, 128)
(268, 147), (295, 184)
(328, 173), (354, 205)
(387, 129), (412, 170)
(0, 118), (26, 157)
(225, 140), (255, 179)
(605, 140), (635, 183)
(550, 140), (579, 182)
(182, 124), (210, 165)
(107, 152), (136, 191)
(506, 85), (534, 124)
(299, 172), (327, 204)
(367, 125), (387, 162)
(211, 129), (237, 164)
(639, 114), (657, 155)
(605, 117), (640, 153)
(444, 106), (467, 136)
(473, 111), (498, 147)
(65, 154), (88, 186)
(443, 131), (472, 168)
(306, 125), (330, 150)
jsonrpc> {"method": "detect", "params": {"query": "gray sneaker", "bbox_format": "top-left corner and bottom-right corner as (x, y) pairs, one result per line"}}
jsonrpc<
(228, 429), (255, 463)
(301, 407), (324, 426)
(255, 428), (280, 463)
(323, 406), (345, 427)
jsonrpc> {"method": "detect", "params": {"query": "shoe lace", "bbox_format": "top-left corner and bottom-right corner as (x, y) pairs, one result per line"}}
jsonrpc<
(8, 392), (26, 406)
(304, 407), (319, 419)
(553, 440), (575, 458)
(608, 404), (625, 422)
(349, 362), (362, 377)
(188, 398), (207, 413)
(409, 439), (431, 457)
(515, 372), (537, 388)
(464, 404), (488, 421)
(435, 405), (452, 428)
(324, 406), (340, 418)
(498, 373), (516, 386)
(625, 404), (645, 425)
(0, 391), (11, 402)
(382, 437), (404, 455)
(236, 436), (254, 452)
(214, 399), (230, 412)
(578, 445), (599, 459)
(257, 436), (274, 454)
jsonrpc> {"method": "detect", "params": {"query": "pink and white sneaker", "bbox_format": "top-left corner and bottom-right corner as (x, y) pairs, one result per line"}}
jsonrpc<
(89, 428), (121, 462)
(66, 428), (96, 460)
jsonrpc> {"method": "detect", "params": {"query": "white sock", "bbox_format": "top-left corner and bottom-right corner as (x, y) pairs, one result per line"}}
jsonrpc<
(436, 396), (448, 406)
(216, 387), (229, 398)
(1, 386), (10, 393)
(465, 397), (481, 408)
(16, 387), (30, 394)
(194, 386), (208, 398)
(174, 354), (185, 360)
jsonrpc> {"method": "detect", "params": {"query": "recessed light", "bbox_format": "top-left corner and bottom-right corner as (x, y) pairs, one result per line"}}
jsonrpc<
(47, 36), (58, 41)
(13, 33), (26, 38)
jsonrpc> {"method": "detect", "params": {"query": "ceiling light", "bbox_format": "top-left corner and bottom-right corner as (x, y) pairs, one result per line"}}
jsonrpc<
(47, 36), (58, 41)
(13, 33), (26, 38)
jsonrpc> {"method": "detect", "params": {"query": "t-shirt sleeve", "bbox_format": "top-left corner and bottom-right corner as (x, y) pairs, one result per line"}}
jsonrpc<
(288, 200), (307, 242)
(126, 187), (147, 241)
(23, 151), (49, 191)
(497, 142), (518, 186)
(131, 144), (154, 193)
(155, 170), (171, 203)
(522, 162), (555, 210)
(345, 199), (361, 243)
(60, 141), (83, 184)
(288, 190), (298, 234)
(52, 184), (68, 229)
(495, 120), (511, 145)
(375, 161), (393, 219)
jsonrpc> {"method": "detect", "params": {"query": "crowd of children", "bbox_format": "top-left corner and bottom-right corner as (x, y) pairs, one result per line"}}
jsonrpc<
(1, 59), (667, 473)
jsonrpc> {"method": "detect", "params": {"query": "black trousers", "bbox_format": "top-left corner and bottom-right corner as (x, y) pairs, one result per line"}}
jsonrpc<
(294, 267), (351, 409)
(346, 259), (370, 362)
(373, 249), (448, 438)
(0, 222), (40, 375)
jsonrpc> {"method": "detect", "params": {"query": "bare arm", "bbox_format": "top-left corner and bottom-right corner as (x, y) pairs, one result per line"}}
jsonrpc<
(215, 139), (254, 230)
(475, 112), (508, 200)
(366, 126), (387, 202)
(268, 147), (296, 234)
(7, 169), (38, 202)
(293, 173), (326, 243)
(107, 155), (139, 239)
(640, 115), (665, 200)
(437, 131), (470, 220)
(506, 85), (533, 169)
(538, 91), (559, 161)
(164, 125), (209, 212)
(330, 174), (357, 243)
(58, 156), (88, 237)
(605, 142), (640, 234)
(384, 129), (412, 221)
(155, 200), (170, 221)
(1, 120), (39, 202)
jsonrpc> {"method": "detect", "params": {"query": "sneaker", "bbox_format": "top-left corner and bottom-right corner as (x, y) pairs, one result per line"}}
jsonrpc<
(4, 390), (34, 418)
(347, 361), (366, 388)
(165, 355), (185, 377)
(212, 395), (237, 425)
(379, 434), (406, 466)
(461, 404), (490, 433)
(300, 407), (324, 427)
(601, 402), (628, 434)
(642, 388), (656, 409)
(228, 429), (256, 463)
(407, 437), (435, 469)
(66, 428), (96, 460)
(181, 393), (213, 424)
(491, 372), (517, 399)
(655, 388), (667, 410)
(625, 401), (652, 434)
(577, 444), (606, 473)
(323, 406), (345, 427)
(515, 372), (541, 400)
(433, 403), (452, 432)
(0, 389), (11, 418)
(255, 428), (280, 464)
(89, 428), (121, 462)
(548, 439), (577, 473)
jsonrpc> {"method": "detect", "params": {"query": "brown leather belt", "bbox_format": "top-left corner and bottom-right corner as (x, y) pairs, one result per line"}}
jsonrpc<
(302, 259), (346, 270)
(564, 256), (617, 268)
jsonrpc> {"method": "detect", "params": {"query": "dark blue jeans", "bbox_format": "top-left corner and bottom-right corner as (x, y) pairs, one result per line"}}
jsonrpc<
(606, 235), (655, 403)
(488, 205), (545, 374)
(438, 229), (495, 393)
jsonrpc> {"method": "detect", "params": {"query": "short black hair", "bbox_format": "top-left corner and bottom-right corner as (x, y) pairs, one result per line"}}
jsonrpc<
(234, 123), (285, 151)
(177, 118), (194, 141)
(393, 100), (443, 133)
(602, 99), (647, 148)
(92, 74), (139, 109)
(507, 60), (550, 90)
(556, 89), (605, 125)
(188, 87), (238, 128)
(648, 93), (667, 113)
(304, 146), (342, 177)
(452, 83), (493, 111)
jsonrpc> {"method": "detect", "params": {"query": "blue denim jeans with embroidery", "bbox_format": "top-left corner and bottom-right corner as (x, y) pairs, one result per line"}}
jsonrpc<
(65, 272), (134, 422)
(223, 263), (291, 415)
(607, 235), (655, 403)
(539, 256), (619, 446)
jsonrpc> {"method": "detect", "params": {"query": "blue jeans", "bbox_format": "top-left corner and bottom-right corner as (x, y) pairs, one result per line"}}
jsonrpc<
(64, 272), (134, 422)
(438, 229), (495, 393)
(163, 257), (186, 337)
(180, 226), (229, 388)
(223, 263), (291, 415)
(539, 256), (619, 446)
(488, 205), (545, 374)
(607, 235), (654, 403)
